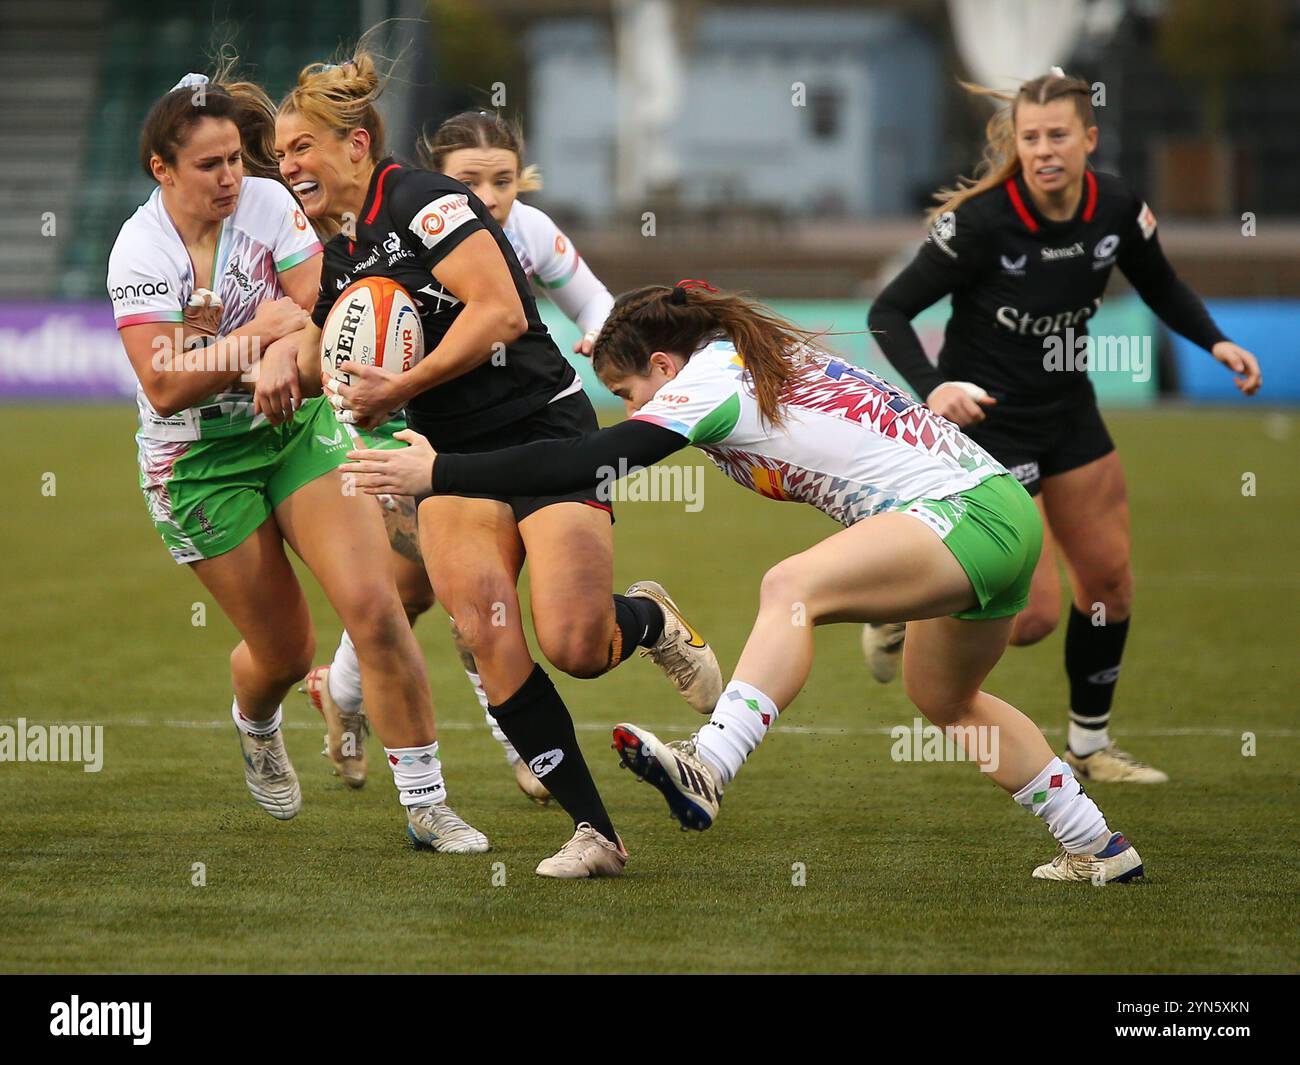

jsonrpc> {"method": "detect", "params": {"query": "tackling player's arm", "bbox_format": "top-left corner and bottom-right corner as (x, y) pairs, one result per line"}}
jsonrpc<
(118, 297), (308, 418)
(246, 252), (325, 423)
(341, 419), (688, 499)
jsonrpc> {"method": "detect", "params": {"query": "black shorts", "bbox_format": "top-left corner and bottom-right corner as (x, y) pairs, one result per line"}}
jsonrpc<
(964, 392), (1115, 497)
(410, 389), (614, 525)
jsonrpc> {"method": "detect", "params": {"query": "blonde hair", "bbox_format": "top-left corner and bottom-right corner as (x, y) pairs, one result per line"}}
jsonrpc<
(417, 110), (542, 191)
(930, 70), (1095, 222)
(279, 48), (389, 163)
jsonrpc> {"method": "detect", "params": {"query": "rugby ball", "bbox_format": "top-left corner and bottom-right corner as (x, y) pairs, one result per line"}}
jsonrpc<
(319, 276), (424, 387)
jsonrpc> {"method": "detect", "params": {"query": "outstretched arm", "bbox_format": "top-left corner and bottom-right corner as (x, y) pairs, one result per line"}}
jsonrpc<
(341, 417), (689, 499)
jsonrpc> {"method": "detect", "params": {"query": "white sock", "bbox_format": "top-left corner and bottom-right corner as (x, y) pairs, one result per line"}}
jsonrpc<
(1068, 721), (1110, 757)
(1014, 757), (1110, 854)
(327, 630), (365, 714)
(385, 741), (447, 807)
(231, 698), (282, 736)
(694, 681), (779, 787)
(485, 705), (521, 766)
(465, 668), (490, 713)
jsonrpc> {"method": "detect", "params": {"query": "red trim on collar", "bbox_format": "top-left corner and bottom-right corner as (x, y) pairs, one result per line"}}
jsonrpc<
(1082, 169), (1098, 222)
(363, 163), (401, 226)
(1005, 178), (1039, 233)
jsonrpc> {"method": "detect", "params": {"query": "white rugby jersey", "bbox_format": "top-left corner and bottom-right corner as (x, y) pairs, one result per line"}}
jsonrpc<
(502, 201), (613, 336)
(107, 176), (322, 440)
(631, 340), (1006, 527)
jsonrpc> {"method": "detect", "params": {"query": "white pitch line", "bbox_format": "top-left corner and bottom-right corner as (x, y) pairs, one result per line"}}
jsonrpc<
(2, 719), (1297, 739)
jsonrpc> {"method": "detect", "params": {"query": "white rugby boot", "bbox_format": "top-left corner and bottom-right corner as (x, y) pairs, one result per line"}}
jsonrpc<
(625, 580), (724, 714)
(406, 803), (490, 854)
(535, 822), (628, 879)
(611, 722), (723, 831)
(1064, 743), (1169, 784)
(301, 665), (368, 789)
(1032, 832), (1145, 883)
(861, 622), (906, 683)
(236, 726), (301, 820)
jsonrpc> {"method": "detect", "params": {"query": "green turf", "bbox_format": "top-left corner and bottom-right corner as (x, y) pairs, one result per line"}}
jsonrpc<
(1, 405), (1297, 973)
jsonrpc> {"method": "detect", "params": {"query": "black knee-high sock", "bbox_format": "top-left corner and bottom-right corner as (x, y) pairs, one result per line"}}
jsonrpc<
(489, 664), (616, 841)
(607, 594), (665, 668)
(1065, 605), (1130, 738)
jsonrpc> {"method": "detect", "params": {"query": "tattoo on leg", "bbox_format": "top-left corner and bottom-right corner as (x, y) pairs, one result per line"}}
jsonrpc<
(449, 618), (480, 675)
(382, 496), (423, 566)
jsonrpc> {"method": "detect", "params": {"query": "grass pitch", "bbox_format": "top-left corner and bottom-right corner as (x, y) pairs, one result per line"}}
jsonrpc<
(1, 405), (1297, 973)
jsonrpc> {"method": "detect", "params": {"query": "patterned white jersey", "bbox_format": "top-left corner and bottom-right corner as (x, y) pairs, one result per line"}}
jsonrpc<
(631, 340), (1006, 526)
(502, 201), (614, 336)
(107, 176), (322, 440)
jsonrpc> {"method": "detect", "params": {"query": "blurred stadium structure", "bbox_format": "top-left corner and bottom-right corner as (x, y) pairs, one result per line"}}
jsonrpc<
(1, 0), (1297, 406)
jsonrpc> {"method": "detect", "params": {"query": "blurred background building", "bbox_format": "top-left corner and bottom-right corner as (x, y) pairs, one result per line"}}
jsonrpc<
(1, 0), (1296, 405)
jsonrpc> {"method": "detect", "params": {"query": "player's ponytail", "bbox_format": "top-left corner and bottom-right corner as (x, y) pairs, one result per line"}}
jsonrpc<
(279, 47), (390, 162)
(930, 69), (1095, 222)
(593, 284), (820, 428)
(207, 51), (281, 182)
(417, 110), (542, 191)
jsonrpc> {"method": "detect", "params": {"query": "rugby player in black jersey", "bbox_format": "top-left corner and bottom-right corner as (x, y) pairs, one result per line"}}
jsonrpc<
(868, 70), (1261, 784)
(274, 52), (723, 877)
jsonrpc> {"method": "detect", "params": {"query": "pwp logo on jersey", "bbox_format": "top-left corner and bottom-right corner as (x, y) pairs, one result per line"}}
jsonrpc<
(50, 996), (151, 1045)
(292, 208), (308, 232)
(411, 193), (476, 250)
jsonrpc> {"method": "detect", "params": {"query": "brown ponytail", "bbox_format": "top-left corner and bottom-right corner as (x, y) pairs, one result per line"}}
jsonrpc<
(930, 70), (1095, 222)
(593, 285), (821, 427)
(140, 51), (283, 184)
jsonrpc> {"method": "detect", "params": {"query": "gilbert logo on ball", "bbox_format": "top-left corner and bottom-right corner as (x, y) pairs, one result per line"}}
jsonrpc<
(319, 276), (425, 387)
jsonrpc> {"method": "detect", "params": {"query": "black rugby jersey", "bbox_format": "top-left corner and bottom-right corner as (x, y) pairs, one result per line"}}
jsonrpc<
(312, 158), (576, 446)
(869, 169), (1227, 407)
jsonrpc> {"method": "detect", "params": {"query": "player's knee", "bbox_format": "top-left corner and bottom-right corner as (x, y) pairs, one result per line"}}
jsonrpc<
(398, 580), (436, 621)
(759, 559), (811, 617)
(240, 638), (315, 689)
(1081, 567), (1133, 621)
(906, 686), (973, 729)
(1009, 609), (1058, 647)
(393, 561), (436, 620)
(446, 582), (519, 653)
(537, 612), (609, 679)
(336, 592), (410, 656)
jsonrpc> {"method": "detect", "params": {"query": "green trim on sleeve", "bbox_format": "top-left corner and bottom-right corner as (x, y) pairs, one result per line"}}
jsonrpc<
(687, 392), (741, 445)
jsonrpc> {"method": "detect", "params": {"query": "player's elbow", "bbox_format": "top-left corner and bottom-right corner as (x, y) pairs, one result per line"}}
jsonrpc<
(497, 302), (527, 342)
(141, 377), (183, 419)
